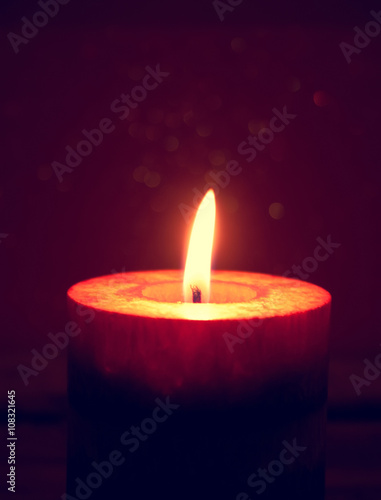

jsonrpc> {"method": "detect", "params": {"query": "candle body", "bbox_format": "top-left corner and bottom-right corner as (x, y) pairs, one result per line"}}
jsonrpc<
(66, 271), (331, 500)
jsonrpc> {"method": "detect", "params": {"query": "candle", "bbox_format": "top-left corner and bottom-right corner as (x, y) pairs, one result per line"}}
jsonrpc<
(66, 190), (331, 500)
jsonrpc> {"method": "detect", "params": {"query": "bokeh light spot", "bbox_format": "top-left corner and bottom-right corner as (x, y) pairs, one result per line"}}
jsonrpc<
(37, 164), (53, 181)
(128, 122), (144, 138)
(144, 171), (161, 188)
(205, 95), (222, 111)
(313, 90), (331, 107)
(133, 165), (149, 183)
(145, 126), (162, 141)
(196, 124), (213, 137)
(248, 119), (265, 134)
(56, 178), (71, 192)
(231, 37), (246, 53)
(269, 137), (287, 163)
(165, 113), (182, 128)
(208, 150), (225, 166)
(183, 111), (195, 127)
(269, 202), (285, 220)
(164, 136), (179, 152)
(286, 77), (301, 92)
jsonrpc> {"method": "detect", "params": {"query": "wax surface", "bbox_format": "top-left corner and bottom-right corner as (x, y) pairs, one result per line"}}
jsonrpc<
(67, 270), (331, 320)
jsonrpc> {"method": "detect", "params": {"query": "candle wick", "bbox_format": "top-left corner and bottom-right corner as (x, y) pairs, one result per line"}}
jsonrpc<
(190, 285), (201, 303)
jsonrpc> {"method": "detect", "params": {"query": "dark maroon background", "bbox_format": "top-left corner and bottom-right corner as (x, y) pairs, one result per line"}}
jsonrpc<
(1, 0), (381, 499)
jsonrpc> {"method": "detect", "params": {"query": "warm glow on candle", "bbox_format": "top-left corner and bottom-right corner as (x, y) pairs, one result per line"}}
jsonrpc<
(183, 189), (216, 303)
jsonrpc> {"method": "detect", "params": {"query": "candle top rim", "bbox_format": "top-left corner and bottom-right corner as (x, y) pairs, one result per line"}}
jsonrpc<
(67, 270), (331, 321)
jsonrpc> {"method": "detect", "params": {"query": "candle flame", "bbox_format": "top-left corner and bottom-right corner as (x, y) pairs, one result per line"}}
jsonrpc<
(183, 189), (216, 303)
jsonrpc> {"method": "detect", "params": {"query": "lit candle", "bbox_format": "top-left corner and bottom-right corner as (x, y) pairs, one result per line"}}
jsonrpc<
(66, 190), (330, 500)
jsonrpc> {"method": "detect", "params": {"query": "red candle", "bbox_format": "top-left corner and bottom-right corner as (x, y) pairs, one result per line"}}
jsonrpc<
(66, 190), (331, 500)
(68, 270), (330, 405)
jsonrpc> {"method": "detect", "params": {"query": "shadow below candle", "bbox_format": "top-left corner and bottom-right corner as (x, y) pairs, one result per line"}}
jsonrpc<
(66, 368), (327, 500)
